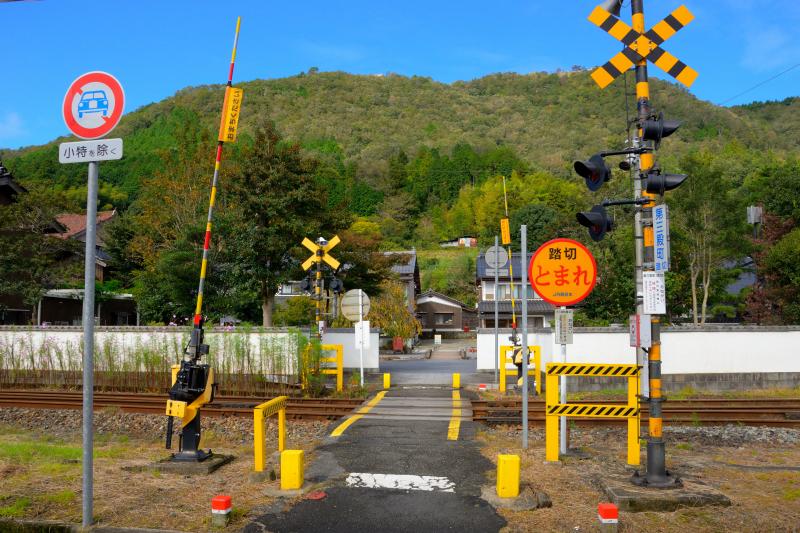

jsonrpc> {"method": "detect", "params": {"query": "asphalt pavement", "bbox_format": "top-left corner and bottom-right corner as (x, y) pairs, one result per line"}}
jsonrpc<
(245, 386), (506, 533)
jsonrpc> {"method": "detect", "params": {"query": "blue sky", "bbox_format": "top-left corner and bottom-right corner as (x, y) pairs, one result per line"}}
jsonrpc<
(2, 0), (800, 149)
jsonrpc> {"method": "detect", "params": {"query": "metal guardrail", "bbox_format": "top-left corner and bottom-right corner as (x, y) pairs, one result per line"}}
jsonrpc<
(254, 395), (288, 472)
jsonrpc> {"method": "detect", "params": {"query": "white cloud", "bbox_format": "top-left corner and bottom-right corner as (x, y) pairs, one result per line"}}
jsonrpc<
(0, 112), (26, 140)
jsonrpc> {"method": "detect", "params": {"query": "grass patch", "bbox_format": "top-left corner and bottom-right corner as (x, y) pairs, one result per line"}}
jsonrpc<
(0, 440), (81, 464)
(568, 388), (626, 401)
(0, 497), (31, 518)
(783, 488), (800, 501)
(675, 442), (693, 451)
(42, 489), (76, 505)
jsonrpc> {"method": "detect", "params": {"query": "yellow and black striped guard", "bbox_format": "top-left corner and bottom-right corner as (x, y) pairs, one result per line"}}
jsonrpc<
(546, 363), (640, 377)
(588, 4), (697, 89)
(547, 404), (638, 418)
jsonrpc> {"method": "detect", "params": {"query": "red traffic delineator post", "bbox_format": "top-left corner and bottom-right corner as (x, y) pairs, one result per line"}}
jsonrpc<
(212, 495), (232, 527)
(598, 502), (618, 531)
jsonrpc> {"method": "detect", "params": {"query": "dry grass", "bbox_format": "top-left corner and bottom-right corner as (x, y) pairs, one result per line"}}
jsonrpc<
(478, 427), (800, 532)
(0, 422), (322, 531)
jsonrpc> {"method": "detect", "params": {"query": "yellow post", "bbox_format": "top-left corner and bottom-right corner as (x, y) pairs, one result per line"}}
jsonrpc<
(545, 368), (559, 462)
(452, 373), (460, 389)
(383, 373), (391, 389)
(280, 450), (304, 490)
(496, 454), (520, 498)
(532, 346), (542, 396)
(335, 344), (343, 392)
(627, 374), (640, 466)
(278, 407), (286, 453)
(500, 346), (509, 393)
(254, 408), (266, 472)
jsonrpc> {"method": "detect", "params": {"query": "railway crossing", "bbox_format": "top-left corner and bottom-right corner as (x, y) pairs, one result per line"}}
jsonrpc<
(245, 386), (505, 533)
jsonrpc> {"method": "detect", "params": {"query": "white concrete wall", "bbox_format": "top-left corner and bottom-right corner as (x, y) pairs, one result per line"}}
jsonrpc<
(477, 326), (800, 374)
(0, 326), (302, 376)
(322, 328), (380, 371)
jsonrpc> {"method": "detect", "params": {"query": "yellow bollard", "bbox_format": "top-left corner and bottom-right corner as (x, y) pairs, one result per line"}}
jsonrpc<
(496, 454), (520, 498)
(452, 373), (460, 389)
(383, 373), (391, 389)
(280, 450), (304, 490)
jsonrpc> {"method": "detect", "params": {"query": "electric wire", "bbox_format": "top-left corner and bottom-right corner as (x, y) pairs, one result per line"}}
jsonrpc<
(720, 62), (800, 106)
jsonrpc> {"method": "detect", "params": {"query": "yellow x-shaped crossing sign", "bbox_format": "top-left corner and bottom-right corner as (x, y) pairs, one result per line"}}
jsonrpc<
(301, 235), (341, 271)
(589, 4), (697, 89)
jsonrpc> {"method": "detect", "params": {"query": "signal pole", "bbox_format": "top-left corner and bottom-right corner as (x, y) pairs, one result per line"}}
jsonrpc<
(578, 0), (696, 487)
(630, 0), (676, 488)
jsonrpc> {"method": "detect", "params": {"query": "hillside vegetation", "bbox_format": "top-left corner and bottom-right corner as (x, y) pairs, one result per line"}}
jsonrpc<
(2, 70), (800, 325)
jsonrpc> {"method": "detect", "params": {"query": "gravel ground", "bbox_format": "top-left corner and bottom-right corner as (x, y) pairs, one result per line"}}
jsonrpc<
(484, 423), (800, 447)
(0, 407), (330, 445)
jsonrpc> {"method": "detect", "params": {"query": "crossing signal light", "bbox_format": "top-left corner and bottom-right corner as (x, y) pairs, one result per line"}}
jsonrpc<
(644, 170), (688, 196)
(299, 276), (313, 293)
(642, 112), (681, 149)
(576, 205), (613, 242)
(574, 154), (611, 191)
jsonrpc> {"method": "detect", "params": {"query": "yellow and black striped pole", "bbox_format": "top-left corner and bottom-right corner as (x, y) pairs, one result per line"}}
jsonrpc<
(630, 0), (675, 488)
(189, 17), (242, 358)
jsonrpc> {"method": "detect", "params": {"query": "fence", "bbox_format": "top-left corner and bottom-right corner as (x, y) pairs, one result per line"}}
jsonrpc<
(498, 345), (541, 395)
(0, 326), (305, 395)
(254, 396), (287, 472)
(545, 363), (640, 465)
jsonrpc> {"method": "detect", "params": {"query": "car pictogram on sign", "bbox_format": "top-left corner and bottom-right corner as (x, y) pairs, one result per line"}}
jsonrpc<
(62, 71), (125, 140)
(78, 90), (109, 118)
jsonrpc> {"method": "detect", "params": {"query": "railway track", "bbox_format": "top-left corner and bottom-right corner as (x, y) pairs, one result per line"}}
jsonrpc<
(1, 390), (798, 427)
(471, 398), (800, 427)
(0, 390), (363, 420)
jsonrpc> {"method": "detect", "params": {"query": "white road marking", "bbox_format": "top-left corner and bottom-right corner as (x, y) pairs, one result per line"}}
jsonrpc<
(346, 473), (455, 492)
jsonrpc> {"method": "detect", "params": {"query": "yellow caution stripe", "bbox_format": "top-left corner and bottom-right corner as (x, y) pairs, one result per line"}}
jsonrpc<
(330, 391), (387, 437)
(447, 390), (461, 441)
(546, 363), (640, 377)
(547, 403), (638, 418)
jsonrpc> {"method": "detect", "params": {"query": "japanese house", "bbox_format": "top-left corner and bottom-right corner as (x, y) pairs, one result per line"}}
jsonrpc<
(475, 251), (555, 328)
(416, 289), (478, 332)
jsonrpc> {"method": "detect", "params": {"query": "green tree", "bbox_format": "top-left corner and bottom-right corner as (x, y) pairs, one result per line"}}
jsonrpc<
(763, 228), (800, 323)
(671, 150), (748, 324)
(368, 280), (421, 339)
(222, 120), (328, 327)
(0, 188), (82, 321)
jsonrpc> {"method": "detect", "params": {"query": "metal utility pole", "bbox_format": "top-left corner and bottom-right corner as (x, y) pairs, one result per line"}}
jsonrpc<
(494, 235), (500, 385)
(520, 225), (528, 449)
(81, 161), (98, 529)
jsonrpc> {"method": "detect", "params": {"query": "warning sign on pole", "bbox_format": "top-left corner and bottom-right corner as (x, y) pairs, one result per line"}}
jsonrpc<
(500, 218), (511, 245)
(529, 238), (597, 307)
(218, 87), (244, 142)
(642, 272), (667, 315)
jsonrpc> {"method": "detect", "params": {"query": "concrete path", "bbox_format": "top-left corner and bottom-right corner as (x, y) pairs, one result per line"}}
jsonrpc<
(245, 387), (506, 533)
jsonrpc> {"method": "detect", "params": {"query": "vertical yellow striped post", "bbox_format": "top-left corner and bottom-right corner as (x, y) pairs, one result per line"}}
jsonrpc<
(545, 368), (559, 462)
(496, 454), (520, 498)
(383, 373), (391, 389)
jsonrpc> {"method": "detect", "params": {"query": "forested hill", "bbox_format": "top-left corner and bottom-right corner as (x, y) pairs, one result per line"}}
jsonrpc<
(2, 69), (797, 205)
